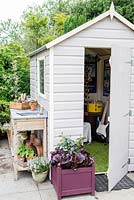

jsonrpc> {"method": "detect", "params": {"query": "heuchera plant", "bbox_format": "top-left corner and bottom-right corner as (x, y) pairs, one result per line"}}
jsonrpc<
(50, 135), (94, 169)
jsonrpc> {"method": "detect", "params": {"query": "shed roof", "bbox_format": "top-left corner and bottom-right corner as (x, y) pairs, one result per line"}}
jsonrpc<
(29, 2), (134, 57)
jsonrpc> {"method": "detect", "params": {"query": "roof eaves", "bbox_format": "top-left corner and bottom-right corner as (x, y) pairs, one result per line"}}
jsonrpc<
(114, 11), (134, 31)
(28, 45), (47, 57)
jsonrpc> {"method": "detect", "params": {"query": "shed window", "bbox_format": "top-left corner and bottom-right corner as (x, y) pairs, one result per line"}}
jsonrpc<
(39, 60), (44, 94)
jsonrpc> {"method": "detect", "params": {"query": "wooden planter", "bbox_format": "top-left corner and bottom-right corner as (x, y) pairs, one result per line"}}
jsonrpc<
(51, 164), (95, 200)
(10, 102), (30, 110)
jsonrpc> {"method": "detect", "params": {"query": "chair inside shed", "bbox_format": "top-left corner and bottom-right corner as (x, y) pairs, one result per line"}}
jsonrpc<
(84, 47), (111, 173)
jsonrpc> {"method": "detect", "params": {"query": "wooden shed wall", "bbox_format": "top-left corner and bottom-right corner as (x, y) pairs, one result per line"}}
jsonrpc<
(30, 56), (37, 99)
(52, 16), (134, 170)
(53, 46), (84, 145)
(30, 50), (50, 110)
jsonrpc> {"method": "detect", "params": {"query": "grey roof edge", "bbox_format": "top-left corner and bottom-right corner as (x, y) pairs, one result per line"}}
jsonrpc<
(28, 45), (47, 57)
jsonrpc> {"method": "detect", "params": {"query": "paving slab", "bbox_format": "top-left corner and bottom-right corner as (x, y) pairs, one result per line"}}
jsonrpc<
(40, 187), (97, 200)
(0, 172), (38, 195)
(39, 188), (58, 200)
(37, 179), (53, 190)
(0, 191), (41, 200)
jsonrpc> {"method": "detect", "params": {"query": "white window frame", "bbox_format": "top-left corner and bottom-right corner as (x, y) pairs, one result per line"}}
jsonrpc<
(37, 57), (46, 98)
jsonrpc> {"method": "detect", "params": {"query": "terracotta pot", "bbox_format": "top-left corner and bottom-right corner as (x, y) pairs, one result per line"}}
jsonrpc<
(17, 154), (21, 159)
(26, 156), (31, 161)
(30, 103), (37, 111)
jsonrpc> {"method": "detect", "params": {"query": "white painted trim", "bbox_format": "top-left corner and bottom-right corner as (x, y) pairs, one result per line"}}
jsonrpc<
(114, 11), (134, 31)
(37, 56), (46, 99)
(110, 2), (115, 21)
(49, 47), (54, 151)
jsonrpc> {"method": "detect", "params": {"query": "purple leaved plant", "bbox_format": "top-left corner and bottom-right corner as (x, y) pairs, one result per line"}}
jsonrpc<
(50, 135), (94, 169)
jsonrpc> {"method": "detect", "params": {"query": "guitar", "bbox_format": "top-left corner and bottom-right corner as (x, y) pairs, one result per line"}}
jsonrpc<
(96, 96), (110, 138)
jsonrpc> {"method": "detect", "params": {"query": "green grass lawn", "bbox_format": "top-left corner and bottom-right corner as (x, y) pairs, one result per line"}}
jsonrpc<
(85, 142), (109, 173)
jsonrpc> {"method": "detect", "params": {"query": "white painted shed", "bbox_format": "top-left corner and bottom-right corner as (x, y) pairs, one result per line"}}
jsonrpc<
(29, 3), (134, 190)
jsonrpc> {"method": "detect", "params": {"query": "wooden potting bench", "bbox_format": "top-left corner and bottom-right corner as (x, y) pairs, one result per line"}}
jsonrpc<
(10, 108), (47, 180)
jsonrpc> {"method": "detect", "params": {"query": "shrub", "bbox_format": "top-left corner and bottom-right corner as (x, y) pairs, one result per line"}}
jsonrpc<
(0, 100), (10, 125)
(0, 100), (10, 137)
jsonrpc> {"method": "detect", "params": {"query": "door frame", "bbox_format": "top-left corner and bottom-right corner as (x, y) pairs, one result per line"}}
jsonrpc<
(84, 46), (111, 173)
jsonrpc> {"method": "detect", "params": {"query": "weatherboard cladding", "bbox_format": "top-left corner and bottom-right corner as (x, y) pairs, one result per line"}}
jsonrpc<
(30, 49), (50, 111)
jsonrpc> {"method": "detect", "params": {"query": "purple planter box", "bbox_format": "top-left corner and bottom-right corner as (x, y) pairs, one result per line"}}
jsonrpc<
(51, 164), (95, 200)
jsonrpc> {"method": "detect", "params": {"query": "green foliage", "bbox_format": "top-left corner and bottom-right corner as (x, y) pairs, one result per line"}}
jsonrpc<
(21, 5), (52, 52)
(0, 43), (29, 125)
(115, 0), (134, 24)
(53, 13), (67, 37)
(64, 0), (134, 33)
(0, 100), (10, 125)
(0, 42), (30, 101)
(21, 2), (70, 53)
(59, 133), (84, 152)
(17, 142), (34, 159)
(64, 14), (87, 33)
(30, 157), (49, 174)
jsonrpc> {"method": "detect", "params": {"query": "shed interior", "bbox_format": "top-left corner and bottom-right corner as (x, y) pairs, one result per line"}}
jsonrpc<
(84, 48), (111, 173)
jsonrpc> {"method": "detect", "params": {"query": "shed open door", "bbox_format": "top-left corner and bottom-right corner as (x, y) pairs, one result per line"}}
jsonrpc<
(108, 46), (131, 191)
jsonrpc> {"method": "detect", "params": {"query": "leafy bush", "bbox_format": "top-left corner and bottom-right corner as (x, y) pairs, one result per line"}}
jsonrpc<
(51, 135), (94, 169)
(0, 100), (10, 125)
(0, 43), (30, 102)
(0, 43), (30, 126)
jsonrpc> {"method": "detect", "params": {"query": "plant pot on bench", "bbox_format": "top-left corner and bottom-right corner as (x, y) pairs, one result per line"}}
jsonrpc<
(51, 164), (95, 200)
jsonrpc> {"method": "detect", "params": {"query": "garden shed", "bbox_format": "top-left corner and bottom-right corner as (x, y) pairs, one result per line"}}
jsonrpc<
(29, 3), (134, 191)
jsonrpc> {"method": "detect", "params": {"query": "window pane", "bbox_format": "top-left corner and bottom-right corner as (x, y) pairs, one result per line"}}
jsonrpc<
(39, 60), (44, 94)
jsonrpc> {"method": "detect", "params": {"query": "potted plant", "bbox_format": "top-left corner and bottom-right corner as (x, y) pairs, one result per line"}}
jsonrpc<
(25, 145), (35, 160)
(30, 157), (49, 183)
(50, 135), (95, 200)
(29, 100), (37, 111)
(17, 142), (35, 164)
